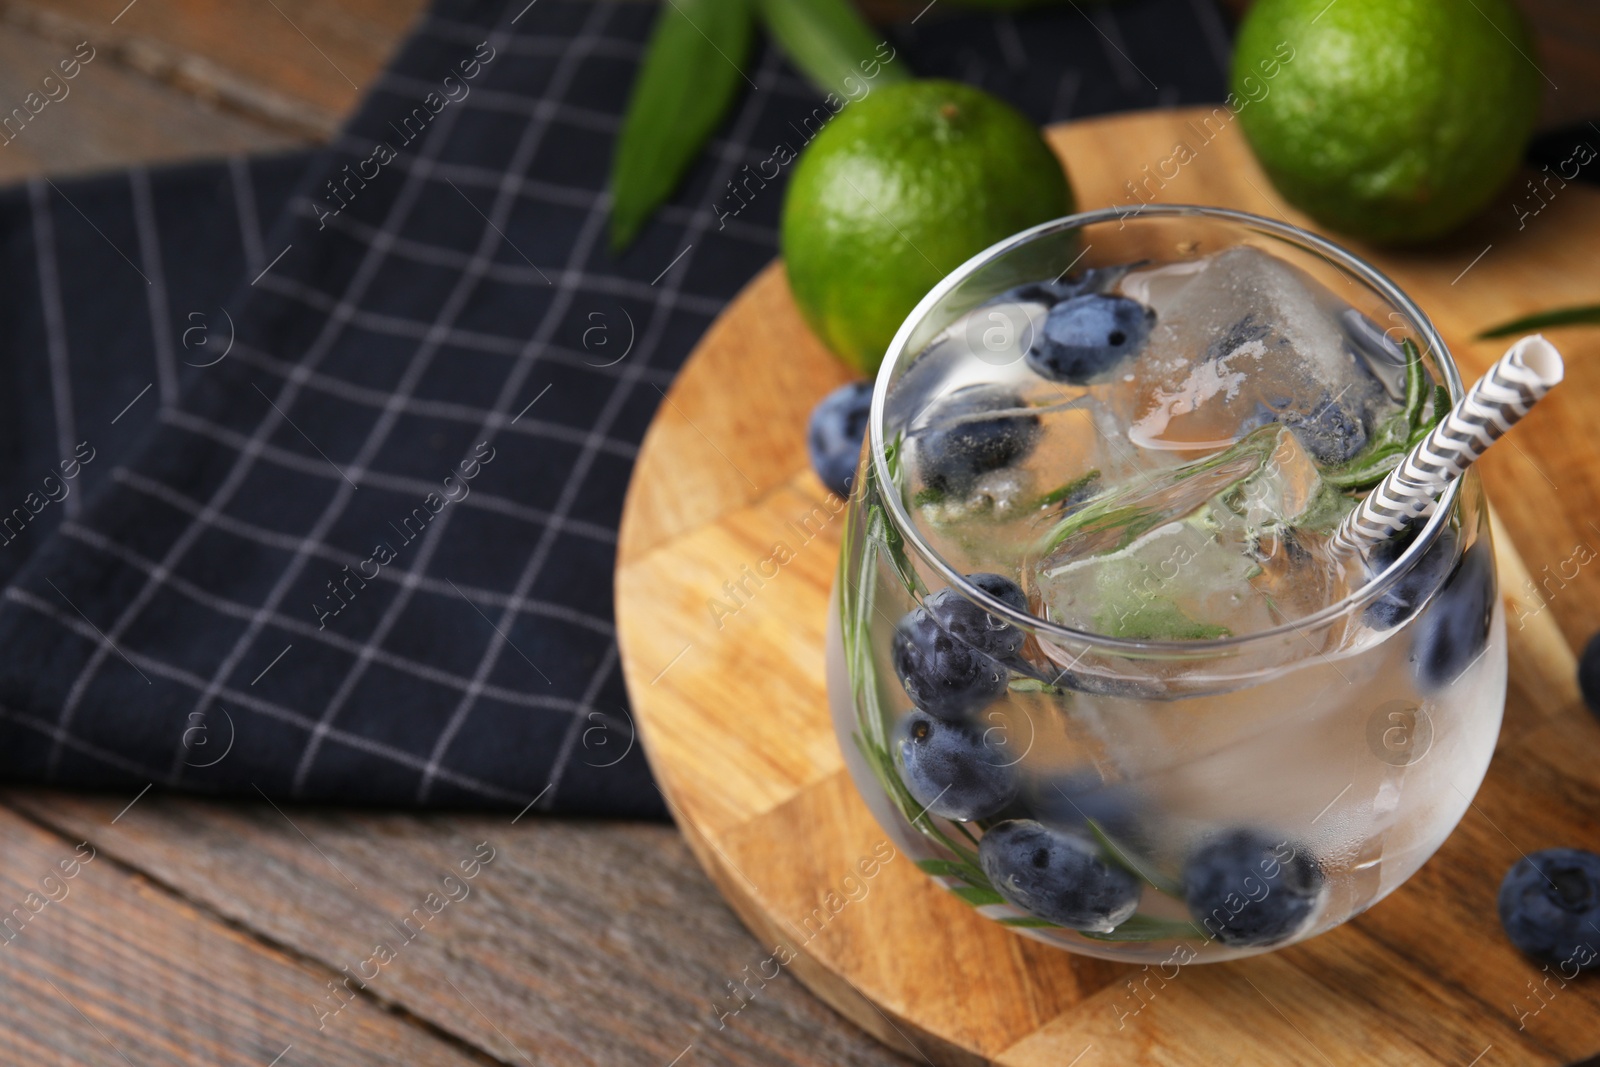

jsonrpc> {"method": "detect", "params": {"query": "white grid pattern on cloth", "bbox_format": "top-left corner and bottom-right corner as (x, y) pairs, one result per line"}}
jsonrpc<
(159, 373), (639, 481)
(59, 520), (611, 661)
(130, 168), (180, 406)
(287, 1), (624, 798)
(2, 0), (1235, 810)
(412, 41), (787, 805)
(417, 14), (645, 60)
(27, 179), (79, 522)
(8, 586), (532, 803)
(106, 468), (614, 630)
(36, 7), (516, 779)
(163, 4), (566, 788)
(288, 189), (760, 305)
(260, 235), (731, 319)
(538, 639), (620, 804)
(226, 155), (267, 274)
(220, 341), (646, 458)
(310, 144), (780, 248)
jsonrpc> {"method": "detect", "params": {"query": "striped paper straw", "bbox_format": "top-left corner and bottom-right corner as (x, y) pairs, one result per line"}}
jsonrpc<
(1333, 334), (1564, 554)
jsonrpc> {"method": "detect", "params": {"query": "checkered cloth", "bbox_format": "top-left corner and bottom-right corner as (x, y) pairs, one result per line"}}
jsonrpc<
(0, 0), (1230, 815)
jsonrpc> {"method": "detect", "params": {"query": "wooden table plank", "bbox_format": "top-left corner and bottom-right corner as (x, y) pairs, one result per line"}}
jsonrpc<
(0, 0), (429, 137)
(8, 791), (910, 1067)
(0, 803), (495, 1067)
(0, 19), (300, 181)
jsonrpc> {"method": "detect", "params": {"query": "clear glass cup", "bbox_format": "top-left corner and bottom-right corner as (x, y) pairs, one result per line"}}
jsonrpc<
(826, 205), (1505, 964)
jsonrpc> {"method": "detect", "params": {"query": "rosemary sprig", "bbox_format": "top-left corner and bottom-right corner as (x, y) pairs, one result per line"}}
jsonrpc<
(1321, 338), (1443, 490)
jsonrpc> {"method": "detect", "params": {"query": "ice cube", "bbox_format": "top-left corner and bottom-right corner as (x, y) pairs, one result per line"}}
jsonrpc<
(1115, 247), (1386, 462)
(1034, 519), (1265, 639)
(1027, 426), (1346, 638)
(1032, 424), (1288, 566)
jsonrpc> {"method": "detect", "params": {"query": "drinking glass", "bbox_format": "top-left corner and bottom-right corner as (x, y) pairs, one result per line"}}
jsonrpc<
(826, 205), (1505, 963)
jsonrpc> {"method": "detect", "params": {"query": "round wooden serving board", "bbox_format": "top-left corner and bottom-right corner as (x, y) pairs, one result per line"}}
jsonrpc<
(615, 109), (1600, 1066)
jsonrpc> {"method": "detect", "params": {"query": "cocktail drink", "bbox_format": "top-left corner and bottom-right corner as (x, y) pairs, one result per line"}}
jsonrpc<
(827, 206), (1505, 963)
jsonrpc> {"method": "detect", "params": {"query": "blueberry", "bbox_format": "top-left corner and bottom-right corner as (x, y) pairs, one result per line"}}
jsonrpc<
(895, 710), (1018, 822)
(1204, 314), (1274, 363)
(1364, 525), (1458, 631)
(979, 819), (1142, 931)
(892, 585), (1019, 719)
(966, 572), (1029, 616)
(1412, 540), (1495, 690)
(807, 381), (873, 498)
(1580, 632), (1600, 719)
(1183, 830), (1323, 947)
(1026, 294), (1154, 384)
(1498, 848), (1600, 967)
(914, 385), (1040, 497)
(1240, 392), (1368, 465)
(1281, 395), (1368, 464)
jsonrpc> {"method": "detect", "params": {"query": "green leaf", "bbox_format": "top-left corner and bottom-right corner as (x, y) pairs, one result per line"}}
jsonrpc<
(1477, 303), (1600, 339)
(608, 0), (753, 251)
(753, 0), (910, 99)
(1401, 339), (1426, 431)
(915, 859), (972, 878)
(949, 885), (1008, 907)
(869, 432), (926, 596)
(1321, 342), (1437, 491)
(1032, 469), (1101, 511)
(1094, 596), (1230, 642)
(997, 916), (1060, 928)
(1078, 914), (1206, 943)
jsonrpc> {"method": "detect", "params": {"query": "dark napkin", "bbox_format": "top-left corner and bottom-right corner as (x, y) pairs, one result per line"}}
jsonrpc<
(0, 0), (1229, 815)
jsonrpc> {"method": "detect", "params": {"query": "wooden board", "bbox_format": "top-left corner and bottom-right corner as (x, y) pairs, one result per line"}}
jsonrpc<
(614, 107), (1600, 1066)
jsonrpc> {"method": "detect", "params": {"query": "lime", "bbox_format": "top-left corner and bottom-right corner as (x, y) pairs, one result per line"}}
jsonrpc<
(781, 80), (1074, 374)
(1233, 0), (1540, 244)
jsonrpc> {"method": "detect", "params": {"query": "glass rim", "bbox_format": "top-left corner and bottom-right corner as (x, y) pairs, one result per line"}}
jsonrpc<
(867, 203), (1467, 654)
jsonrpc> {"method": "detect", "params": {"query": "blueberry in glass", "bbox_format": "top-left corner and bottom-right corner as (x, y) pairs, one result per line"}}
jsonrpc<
(1026, 293), (1154, 384)
(979, 819), (1142, 932)
(1183, 830), (1324, 947)
(1412, 540), (1495, 691)
(1363, 524), (1457, 631)
(913, 384), (1040, 497)
(892, 581), (1024, 720)
(895, 709), (1017, 822)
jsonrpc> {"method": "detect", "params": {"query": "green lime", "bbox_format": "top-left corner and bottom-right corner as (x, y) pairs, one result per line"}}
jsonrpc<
(781, 79), (1074, 374)
(1233, 0), (1540, 244)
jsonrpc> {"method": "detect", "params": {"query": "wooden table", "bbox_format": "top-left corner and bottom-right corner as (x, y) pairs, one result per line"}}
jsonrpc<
(3, 3), (1597, 1067)
(0, 3), (902, 1064)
